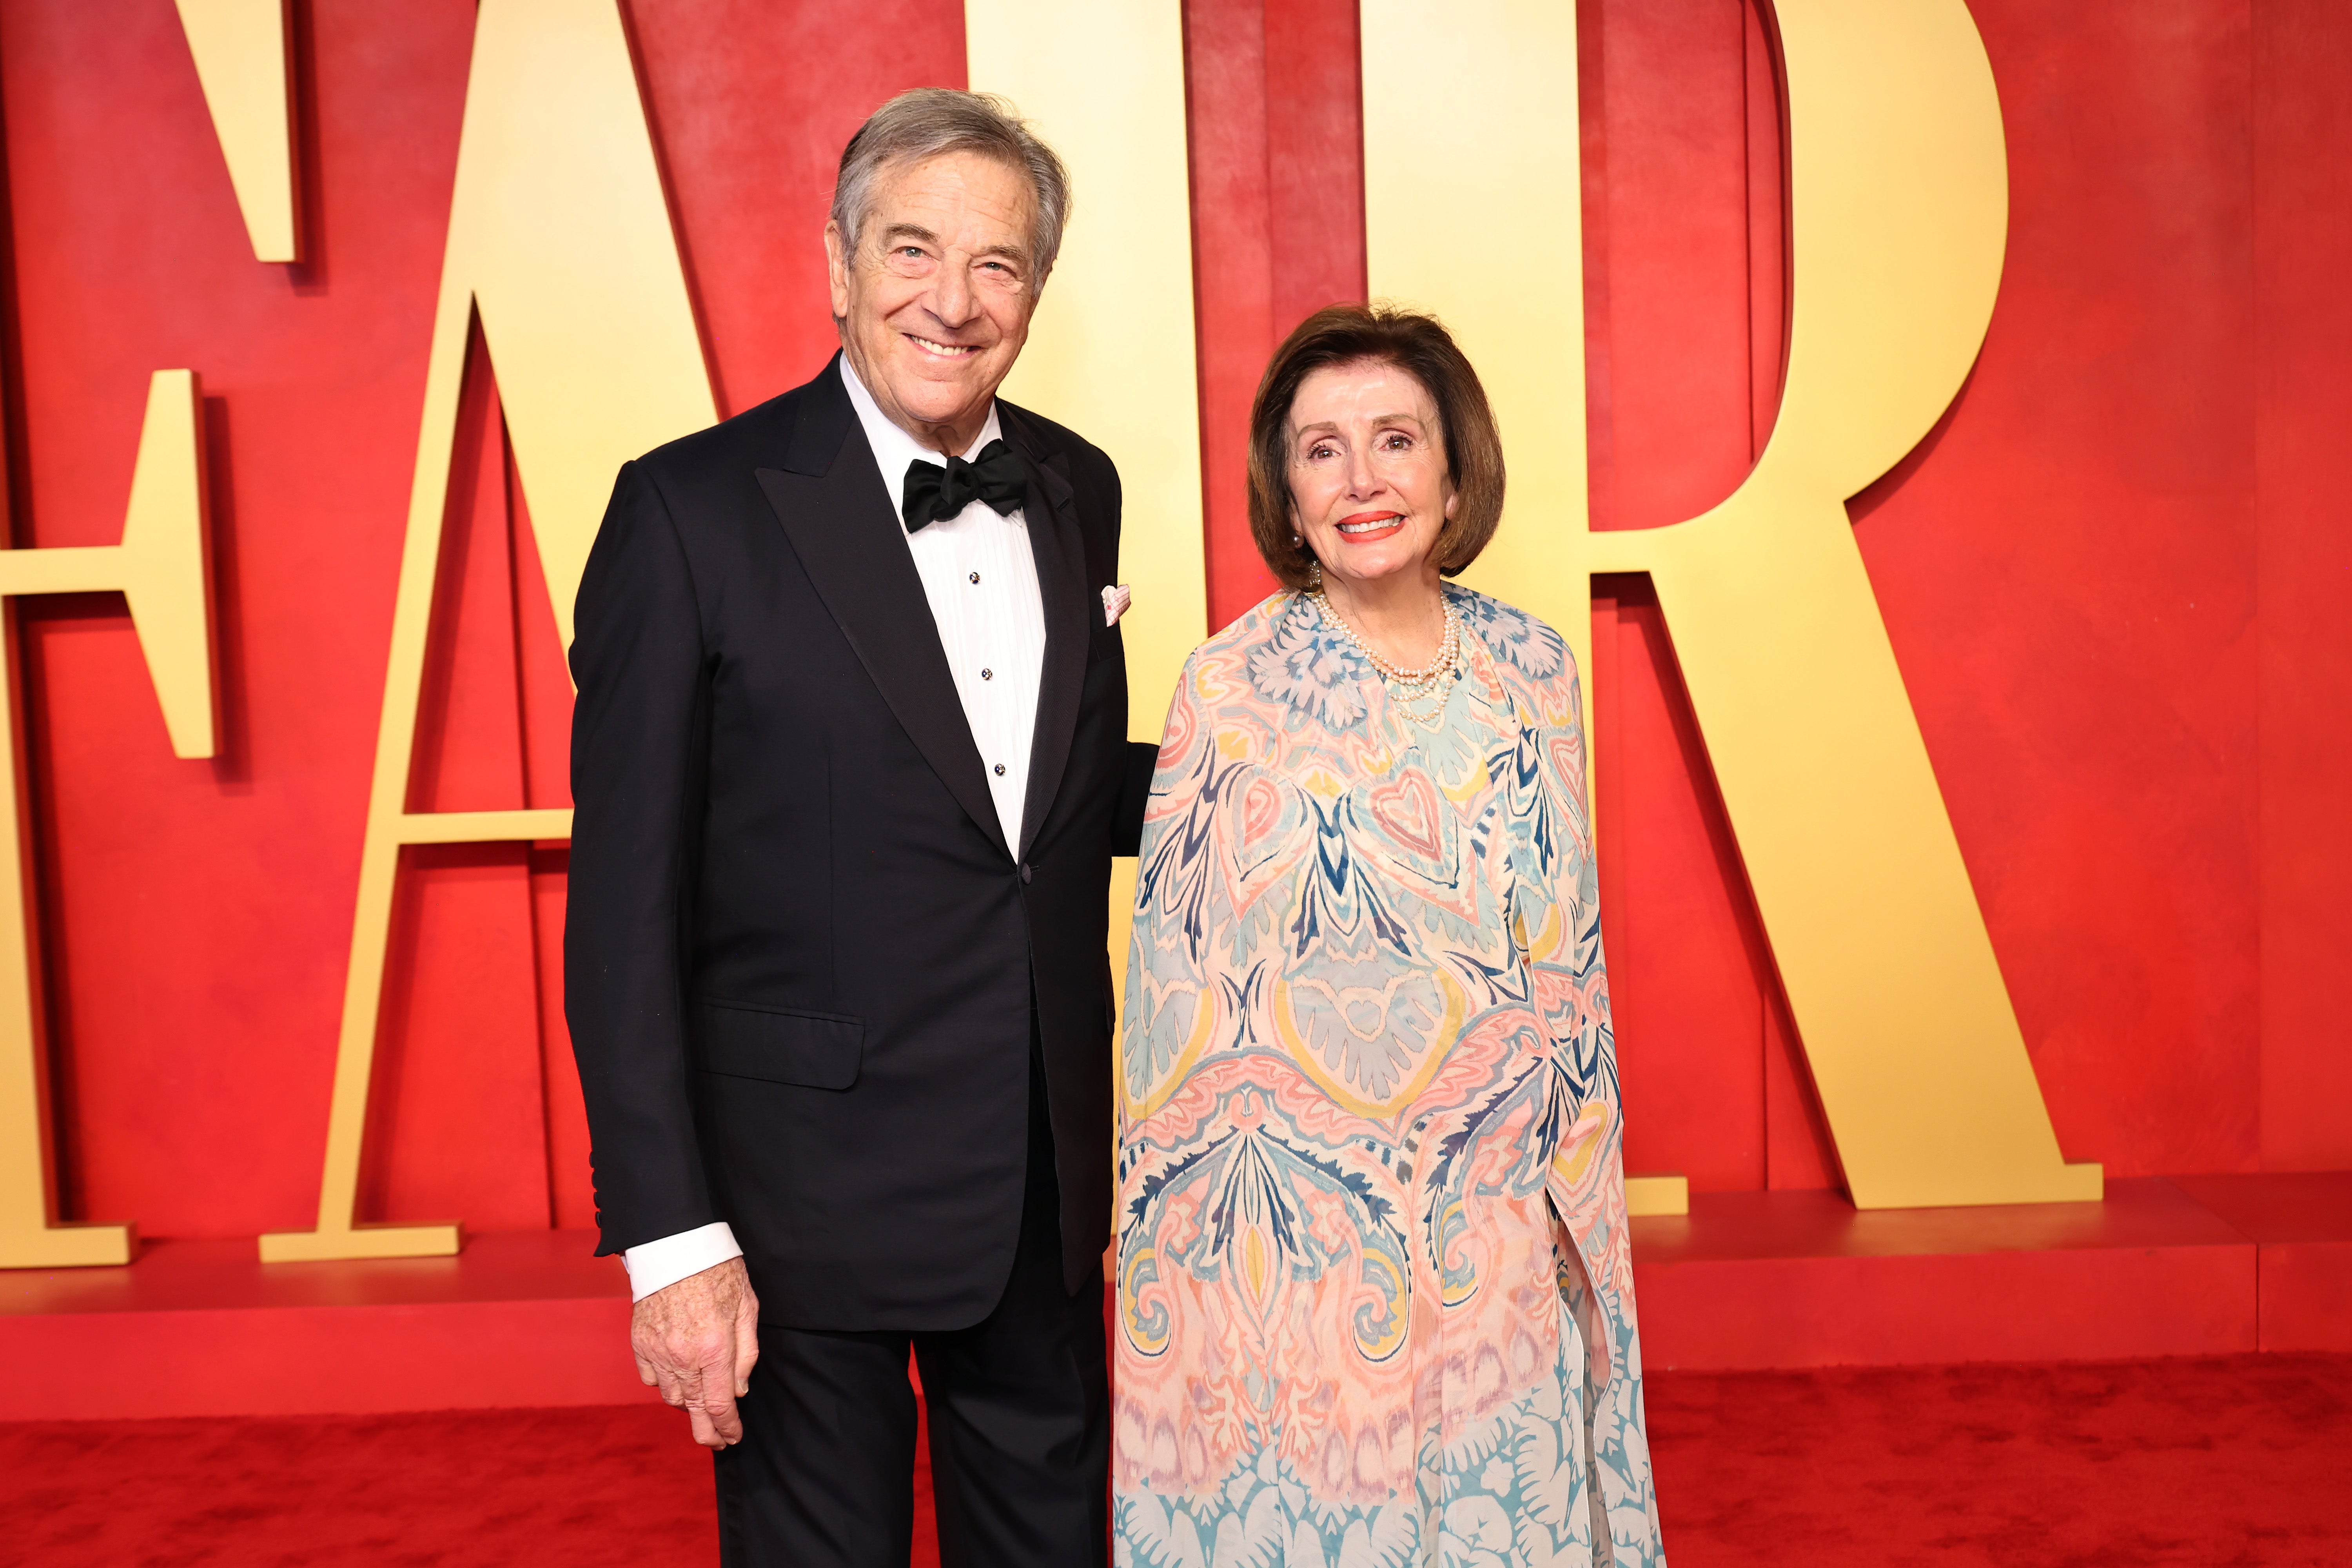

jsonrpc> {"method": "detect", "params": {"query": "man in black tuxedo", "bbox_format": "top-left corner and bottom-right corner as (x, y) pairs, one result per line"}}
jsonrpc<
(566, 89), (1151, 1566)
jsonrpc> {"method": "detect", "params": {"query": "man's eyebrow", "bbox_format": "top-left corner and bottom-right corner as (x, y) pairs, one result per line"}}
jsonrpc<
(876, 225), (1029, 268)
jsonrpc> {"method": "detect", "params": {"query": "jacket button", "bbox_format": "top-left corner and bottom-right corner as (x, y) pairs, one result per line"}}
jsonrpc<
(1019, 863), (1033, 884)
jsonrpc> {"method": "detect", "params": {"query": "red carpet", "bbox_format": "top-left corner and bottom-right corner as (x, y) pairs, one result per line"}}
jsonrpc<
(4, 1355), (2345, 1565)
(1646, 1354), (2352, 1566)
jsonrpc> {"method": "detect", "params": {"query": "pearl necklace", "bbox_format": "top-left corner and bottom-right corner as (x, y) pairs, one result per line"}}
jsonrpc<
(1310, 589), (1463, 708)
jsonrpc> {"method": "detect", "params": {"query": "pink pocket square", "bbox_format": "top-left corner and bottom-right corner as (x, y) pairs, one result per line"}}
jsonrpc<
(1102, 583), (1132, 627)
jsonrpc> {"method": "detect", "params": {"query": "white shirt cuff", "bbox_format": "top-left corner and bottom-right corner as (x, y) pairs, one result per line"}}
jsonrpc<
(622, 1221), (744, 1303)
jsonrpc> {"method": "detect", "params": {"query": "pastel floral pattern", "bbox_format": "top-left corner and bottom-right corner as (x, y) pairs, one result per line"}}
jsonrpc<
(1116, 588), (1666, 1567)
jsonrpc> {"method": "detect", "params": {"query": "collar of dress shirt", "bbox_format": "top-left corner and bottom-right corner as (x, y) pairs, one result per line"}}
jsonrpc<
(838, 354), (1009, 526)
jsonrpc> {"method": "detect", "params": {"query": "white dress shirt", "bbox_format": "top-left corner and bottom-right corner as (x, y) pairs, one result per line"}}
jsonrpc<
(839, 356), (1047, 850)
(622, 357), (1047, 1302)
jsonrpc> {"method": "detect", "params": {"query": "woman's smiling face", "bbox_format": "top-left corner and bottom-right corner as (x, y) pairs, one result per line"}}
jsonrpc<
(1285, 358), (1456, 593)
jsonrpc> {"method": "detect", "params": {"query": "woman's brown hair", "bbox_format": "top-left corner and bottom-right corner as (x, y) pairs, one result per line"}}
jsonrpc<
(1246, 303), (1505, 590)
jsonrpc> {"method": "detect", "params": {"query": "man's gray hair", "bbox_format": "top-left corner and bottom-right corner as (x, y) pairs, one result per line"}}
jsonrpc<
(831, 89), (1072, 286)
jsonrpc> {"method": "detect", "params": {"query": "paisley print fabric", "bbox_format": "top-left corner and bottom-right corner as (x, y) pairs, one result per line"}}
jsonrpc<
(1115, 587), (1665, 1567)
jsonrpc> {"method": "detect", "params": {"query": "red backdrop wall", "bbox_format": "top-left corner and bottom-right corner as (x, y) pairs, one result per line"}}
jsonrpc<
(4, 0), (2345, 1245)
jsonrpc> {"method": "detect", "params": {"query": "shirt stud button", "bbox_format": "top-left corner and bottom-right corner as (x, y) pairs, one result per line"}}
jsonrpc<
(969, 572), (981, 584)
(994, 763), (1007, 777)
(981, 668), (993, 681)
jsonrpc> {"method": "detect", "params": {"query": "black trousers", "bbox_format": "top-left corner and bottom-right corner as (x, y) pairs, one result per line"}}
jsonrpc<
(714, 1053), (1109, 1567)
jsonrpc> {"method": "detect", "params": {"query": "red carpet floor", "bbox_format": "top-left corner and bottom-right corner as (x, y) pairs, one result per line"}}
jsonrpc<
(5, 1354), (2346, 1566)
(1645, 1354), (2352, 1566)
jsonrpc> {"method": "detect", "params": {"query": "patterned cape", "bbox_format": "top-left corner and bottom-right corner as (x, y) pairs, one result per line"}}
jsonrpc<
(1113, 587), (1665, 1567)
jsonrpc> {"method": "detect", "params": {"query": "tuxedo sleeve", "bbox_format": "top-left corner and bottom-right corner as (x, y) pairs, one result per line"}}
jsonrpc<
(565, 460), (717, 1257)
(1112, 740), (1158, 856)
(1092, 453), (1158, 857)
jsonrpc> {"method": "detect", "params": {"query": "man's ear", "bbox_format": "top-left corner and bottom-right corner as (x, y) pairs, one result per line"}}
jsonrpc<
(824, 220), (852, 321)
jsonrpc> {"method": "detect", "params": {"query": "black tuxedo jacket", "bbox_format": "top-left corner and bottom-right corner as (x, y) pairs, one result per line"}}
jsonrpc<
(565, 356), (1151, 1328)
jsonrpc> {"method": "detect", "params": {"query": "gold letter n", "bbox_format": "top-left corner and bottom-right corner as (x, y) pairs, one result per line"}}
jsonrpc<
(261, 0), (713, 1261)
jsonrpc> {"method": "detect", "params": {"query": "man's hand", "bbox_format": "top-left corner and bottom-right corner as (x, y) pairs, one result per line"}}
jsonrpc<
(632, 1256), (760, 1448)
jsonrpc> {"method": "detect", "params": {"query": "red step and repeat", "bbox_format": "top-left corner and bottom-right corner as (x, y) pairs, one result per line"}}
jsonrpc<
(7, 0), (2348, 1249)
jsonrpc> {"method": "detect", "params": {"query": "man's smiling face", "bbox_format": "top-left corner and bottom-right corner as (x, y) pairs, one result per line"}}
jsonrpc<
(826, 150), (1041, 454)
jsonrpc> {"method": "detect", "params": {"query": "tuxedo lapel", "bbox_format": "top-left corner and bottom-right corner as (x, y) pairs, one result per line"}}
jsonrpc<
(1004, 406), (1090, 859)
(755, 368), (1011, 861)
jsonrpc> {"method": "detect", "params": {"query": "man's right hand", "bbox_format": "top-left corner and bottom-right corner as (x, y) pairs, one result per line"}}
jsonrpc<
(632, 1255), (760, 1448)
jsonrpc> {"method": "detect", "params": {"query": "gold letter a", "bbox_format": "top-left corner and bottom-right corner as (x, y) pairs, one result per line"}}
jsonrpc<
(262, 0), (714, 1261)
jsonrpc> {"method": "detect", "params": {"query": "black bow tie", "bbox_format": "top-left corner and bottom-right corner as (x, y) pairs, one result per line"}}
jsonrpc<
(902, 439), (1028, 532)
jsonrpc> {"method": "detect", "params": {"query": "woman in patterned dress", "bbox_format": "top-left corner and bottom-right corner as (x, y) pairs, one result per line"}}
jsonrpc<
(1114, 305), (1666, 1567)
